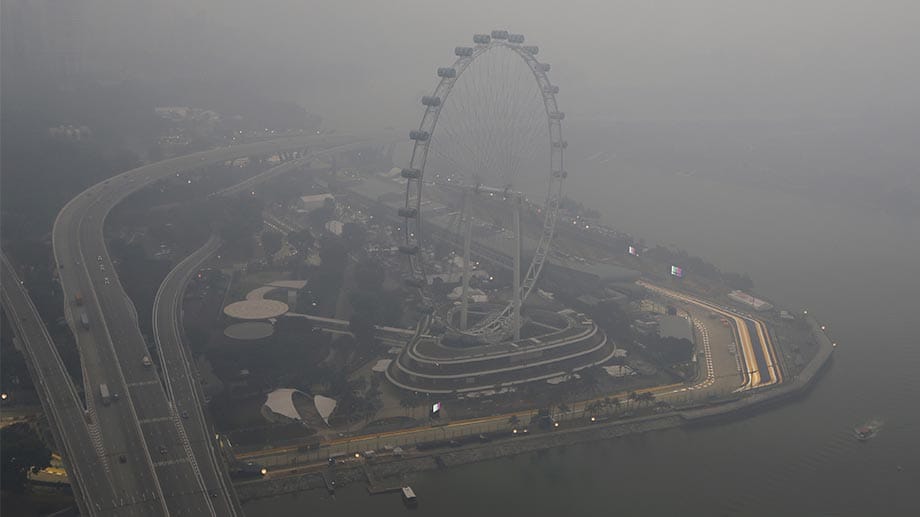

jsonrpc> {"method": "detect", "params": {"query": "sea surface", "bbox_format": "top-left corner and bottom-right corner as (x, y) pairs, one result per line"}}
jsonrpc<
(245, 121), (920, 516)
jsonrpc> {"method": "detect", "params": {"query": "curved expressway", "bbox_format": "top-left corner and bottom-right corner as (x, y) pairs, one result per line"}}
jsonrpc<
(2, 255), (115, 516)
(152, 236), (236, 513)
(51, 133), (383, 516)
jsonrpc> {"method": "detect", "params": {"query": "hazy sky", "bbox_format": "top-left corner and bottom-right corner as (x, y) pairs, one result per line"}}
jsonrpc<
(195, 0), (919, 129)
(7, 0), (916, 131)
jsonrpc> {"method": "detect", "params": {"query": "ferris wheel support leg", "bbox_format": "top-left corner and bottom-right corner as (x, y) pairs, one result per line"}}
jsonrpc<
(512, 197), (522, 341)
(460, 200), (473, 331)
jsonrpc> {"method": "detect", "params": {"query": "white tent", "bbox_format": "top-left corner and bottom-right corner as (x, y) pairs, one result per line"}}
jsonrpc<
(262, 389), (337, 426)
(262, 388), (304, 421)
(313, 395), (337, 425)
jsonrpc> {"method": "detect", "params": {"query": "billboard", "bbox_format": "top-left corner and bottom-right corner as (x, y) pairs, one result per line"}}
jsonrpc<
(670, 265), (683, 278)
(628, 245), (639, 257)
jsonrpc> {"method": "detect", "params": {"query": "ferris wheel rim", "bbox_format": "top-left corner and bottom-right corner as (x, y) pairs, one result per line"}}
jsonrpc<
(401, 33), (566, 339)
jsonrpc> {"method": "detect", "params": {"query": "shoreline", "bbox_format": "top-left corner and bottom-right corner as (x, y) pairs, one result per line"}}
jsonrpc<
(235, 315), (835, 503)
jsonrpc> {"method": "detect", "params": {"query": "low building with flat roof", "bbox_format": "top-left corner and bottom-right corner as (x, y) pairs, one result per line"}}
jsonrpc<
(728, 290), (773, 311)
(298, 193), (334, 212)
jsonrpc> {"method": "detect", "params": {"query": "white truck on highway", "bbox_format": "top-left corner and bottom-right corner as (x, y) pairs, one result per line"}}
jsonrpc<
(142, 355), (153, 368)
(99, 383), (111, 406)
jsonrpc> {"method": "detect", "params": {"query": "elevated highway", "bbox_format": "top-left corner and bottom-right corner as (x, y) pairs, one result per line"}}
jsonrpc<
(49, 132), (387, 515)
(2, 255), (120, 515)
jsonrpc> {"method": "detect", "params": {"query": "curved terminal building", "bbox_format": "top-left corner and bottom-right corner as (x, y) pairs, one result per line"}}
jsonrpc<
(386, 308), (615, 394)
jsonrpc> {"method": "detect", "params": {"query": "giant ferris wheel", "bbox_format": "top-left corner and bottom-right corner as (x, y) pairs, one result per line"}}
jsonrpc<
(400, 30), (567, 343)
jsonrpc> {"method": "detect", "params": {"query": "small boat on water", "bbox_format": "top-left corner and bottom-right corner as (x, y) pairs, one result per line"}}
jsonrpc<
(401, 486), (418, 507)
(854, 419), (882, 441)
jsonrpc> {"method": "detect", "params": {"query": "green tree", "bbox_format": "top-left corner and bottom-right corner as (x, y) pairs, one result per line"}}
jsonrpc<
(318, 235), (347, 273)
(341, 222), (367, 253)
(640, 391), (656, 408)
(217, 195), (264, 257)
(354, 258), (385, 292)
(579, 365), (603, 395)
(627, 391), (639, 413)
(609, 396), (621, 415)
(307, 198), (336, 228)
(287, 229), (314, 253)
(399, 392), (422, 417)
(0, 423), (52, 492)
(346, 290), (385, 369)
(260, 230), (283, 260)
(586, 401), (603, 418)
(556, 403), (570, 420)
(648, 336), (694, 365)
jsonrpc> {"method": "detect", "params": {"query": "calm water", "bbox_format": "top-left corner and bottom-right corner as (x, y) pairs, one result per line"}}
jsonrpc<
(246, 123), (920, 516)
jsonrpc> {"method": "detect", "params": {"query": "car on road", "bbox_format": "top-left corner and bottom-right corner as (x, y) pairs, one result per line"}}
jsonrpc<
(119, 454), (127, 464)
(181, 410), (189, 419)
(104, 277), (110, 285)
(97, 255), (103, 262)
(99, 264), (105, 271)
(159, 445), (167, 455)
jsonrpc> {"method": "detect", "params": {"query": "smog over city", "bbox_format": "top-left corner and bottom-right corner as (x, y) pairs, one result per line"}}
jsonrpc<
(1, 1), (918, 516)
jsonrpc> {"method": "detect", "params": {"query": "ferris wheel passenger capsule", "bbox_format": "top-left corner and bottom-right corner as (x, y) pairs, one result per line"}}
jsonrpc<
(523, 46), (539, 55)
(508, 34), (525, 44)
(455, 47), (474, 57)
(549, 111), (565, 120)
(491, 30), (509, 40)
(409, 130), (430, 141)
(421, 96), (442, 107)
(437, 67), (457, 78)
(473, 34), (491, 45)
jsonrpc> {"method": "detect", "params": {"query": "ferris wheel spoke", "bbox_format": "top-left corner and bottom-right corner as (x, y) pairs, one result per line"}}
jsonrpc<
(403, 37), (565, 341)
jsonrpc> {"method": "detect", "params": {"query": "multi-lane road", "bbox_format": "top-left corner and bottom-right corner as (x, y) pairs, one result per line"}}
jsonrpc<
(152, 235), (239, 513)
(2, 254), (116, 515)
(41, 132), (384, 515)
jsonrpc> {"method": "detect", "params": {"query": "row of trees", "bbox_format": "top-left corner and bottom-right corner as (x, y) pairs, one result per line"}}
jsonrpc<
(643, 245), (754, 291)
(398, 391), (429, 418)
(504, 390), (660, 429)
(558, 196), (602, 220)
(583, 390), (658, 418)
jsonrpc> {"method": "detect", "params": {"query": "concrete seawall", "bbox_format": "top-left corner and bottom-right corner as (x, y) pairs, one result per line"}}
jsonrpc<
(680, 315), (834, 421)
(237, 316), (835, 502)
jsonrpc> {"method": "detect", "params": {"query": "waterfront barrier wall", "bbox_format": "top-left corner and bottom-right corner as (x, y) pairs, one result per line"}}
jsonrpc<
(236, 316), (835, 502)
